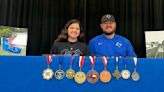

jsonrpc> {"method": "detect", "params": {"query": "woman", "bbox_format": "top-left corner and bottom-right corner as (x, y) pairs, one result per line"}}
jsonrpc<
(50, 19), (89, 55)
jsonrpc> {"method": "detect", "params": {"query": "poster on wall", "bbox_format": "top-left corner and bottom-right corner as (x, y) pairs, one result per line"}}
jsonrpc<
(0, 26), (28, 56)
(145, 31), (164, 58)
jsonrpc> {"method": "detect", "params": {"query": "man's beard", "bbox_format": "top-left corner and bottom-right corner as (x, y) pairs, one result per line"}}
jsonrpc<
(103, 30), (115, 35)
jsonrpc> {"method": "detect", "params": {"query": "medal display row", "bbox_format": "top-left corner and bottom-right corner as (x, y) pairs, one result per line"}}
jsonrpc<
(42, 55), (140, 84)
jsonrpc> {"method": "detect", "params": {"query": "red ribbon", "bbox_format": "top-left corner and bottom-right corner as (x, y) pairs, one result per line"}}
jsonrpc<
(79, 56), (85, 68)
(89, 56), (96, 67)
(102, 56), (107, 67)
(46, 55), (53, 65)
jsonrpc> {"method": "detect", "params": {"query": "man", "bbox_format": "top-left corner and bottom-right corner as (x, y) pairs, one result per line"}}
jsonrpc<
(88, 14), (136, 56)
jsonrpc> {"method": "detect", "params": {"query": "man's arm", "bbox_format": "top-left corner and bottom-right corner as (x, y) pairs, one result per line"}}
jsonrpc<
(126, 40), (137, 57)
(88, 40), (96, 55)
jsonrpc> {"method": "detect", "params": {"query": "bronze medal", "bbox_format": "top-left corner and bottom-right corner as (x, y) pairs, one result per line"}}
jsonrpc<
(100, 56), (111, 83)
(100, 70), (111, 83)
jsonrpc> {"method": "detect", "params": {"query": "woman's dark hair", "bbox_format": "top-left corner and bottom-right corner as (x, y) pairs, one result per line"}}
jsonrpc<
(55, 19), (84, 42)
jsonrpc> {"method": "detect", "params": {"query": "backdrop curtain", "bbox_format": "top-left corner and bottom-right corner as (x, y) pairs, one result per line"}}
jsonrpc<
(0, 0), (164, 57)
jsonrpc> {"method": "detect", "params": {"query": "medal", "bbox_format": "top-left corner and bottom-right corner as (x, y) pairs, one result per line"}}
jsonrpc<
(66, 56), (76, 79)
(55, 56), (65, 80)
(131, 57), (140, 81)
(74, 56), (86, 84)
(87, 56), (99, 84)
(121, 70), (130, 79)
(112, 57), (121, 80)
(66, 68), (75, 79)
(132, 71), (140, 81)
(42, 68), (54, 80)
(121, 57), (130, 79)
(87, 70), (99, 84)
(100, 56), (111, 83)
(75, 71), (86, 84)
(42, 55), (54, 80)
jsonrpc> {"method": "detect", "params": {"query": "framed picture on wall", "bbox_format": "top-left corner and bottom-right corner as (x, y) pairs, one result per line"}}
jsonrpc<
(145, 31), (164, 58)
(0, 26), (28, 56)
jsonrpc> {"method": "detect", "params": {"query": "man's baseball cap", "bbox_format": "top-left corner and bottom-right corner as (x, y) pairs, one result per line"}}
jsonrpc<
(101, 14), (115, 23)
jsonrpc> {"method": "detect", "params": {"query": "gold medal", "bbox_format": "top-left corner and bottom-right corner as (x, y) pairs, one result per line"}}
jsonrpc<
(100, 70), (111, 83)
(66, 56), (76, 79)
(112, 69), (121, 80)
(74, 71), (86, 84)
(74, 56), (86, 84)
(100, 56), (111, 83)
(112, 57), (121, 80)
(121, 70), (130, 79)
(132, 57), (140, 81)
(42, 68), (54, 80)
(66, 68), (75, 79)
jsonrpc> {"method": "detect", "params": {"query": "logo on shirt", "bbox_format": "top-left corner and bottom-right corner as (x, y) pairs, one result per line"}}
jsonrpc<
(98, 42), (103, 46)
(116, 42), (122, 48)
(61, 49), (82, 55)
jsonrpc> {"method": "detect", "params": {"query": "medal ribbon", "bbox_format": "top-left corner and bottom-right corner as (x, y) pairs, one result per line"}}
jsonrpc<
(46, 55), (53, 65)
(89, 56), (96, 67)
(70, 56), (75, 66)
(123, 57), (127, 69)
(59, 56), (64, 69)
(133, 57), (138, 69)
(102, 56), (107, 67)
(115, 56), (119, 69)
(79, 56), (85, 68)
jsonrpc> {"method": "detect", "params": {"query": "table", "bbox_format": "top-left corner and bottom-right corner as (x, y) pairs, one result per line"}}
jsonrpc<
(0, 56), (164, 92)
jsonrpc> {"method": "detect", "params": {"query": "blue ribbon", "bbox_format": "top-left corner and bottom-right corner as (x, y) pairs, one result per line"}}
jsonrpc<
(59, 56), (64, 65)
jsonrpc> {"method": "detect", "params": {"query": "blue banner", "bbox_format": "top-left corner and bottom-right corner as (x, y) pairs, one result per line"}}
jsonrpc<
(1, 37), (22, 54)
